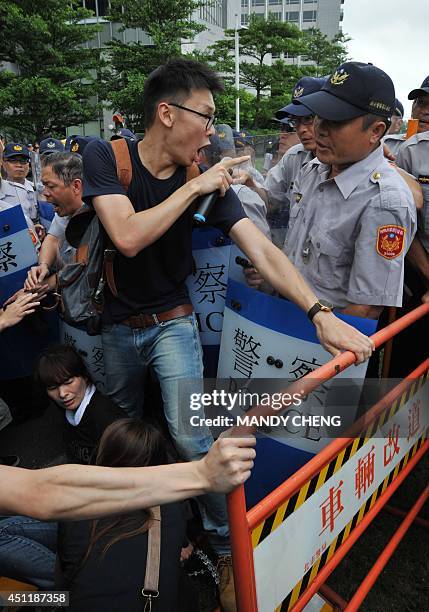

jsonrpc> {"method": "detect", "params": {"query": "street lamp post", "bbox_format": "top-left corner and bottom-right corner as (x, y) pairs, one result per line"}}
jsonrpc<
(235, 13), (240, 132)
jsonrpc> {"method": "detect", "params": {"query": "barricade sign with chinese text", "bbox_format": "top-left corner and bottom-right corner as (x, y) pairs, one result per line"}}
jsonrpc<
(186, 227), (232, 376)
(60, 321), (106, 392)
(217, 246), (377, 506)
(251, 369), (429, 611)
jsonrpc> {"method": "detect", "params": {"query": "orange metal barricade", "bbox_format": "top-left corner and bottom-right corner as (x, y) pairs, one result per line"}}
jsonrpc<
(227, 302), (429, 611)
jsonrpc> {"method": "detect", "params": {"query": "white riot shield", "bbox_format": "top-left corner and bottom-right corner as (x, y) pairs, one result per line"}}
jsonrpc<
(0, 205), (59, 378)
(186, 227), (232, 377)
(217, 245), (378, 506)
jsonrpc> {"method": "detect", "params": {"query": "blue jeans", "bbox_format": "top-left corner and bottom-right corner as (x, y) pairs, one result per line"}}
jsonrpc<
(101, 312), (230, 554)
(0, 516), (57, 589)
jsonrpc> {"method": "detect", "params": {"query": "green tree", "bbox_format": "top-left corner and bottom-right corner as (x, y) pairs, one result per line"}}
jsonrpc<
(209, 15), (305, 128)
(0, 0), (102, 140)
(301, 28), (350, 76)
(103, 0), (205, 130)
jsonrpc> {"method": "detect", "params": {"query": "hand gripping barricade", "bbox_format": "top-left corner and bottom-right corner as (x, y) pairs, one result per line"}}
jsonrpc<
(226, 302), (429, 612)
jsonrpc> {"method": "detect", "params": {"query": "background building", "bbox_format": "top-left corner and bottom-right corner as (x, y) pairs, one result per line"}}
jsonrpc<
(240, 0), (344, 37)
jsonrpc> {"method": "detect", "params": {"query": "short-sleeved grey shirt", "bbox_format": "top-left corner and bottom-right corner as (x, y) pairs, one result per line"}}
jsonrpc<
(396, 130), (429, 255)
(283, 146), (416, 309)
(264, 144), (312, 223)
(383, 133), (405, 157)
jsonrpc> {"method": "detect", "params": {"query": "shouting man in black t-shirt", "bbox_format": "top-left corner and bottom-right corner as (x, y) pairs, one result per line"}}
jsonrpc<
(82, 58), (374, 600)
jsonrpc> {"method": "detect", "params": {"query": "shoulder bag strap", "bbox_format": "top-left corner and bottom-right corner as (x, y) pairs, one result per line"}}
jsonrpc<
(110, 138), (133, 192)
(100, 138), (133, 298)
(142, 505), (161, 611)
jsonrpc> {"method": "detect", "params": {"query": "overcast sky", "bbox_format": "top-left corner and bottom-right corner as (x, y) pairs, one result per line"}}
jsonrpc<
(342, 0), (429, 118)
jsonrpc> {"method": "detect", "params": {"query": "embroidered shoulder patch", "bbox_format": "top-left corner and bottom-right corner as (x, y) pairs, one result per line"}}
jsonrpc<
(376, 225), (406, 259)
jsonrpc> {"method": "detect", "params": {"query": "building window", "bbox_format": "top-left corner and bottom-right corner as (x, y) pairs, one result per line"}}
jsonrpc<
(269, 10), (282, 20)
(285, 0), (299, 4)
(269, 0), (282, 5)
(199, 0), (223, 27)
(252, 0), (266, 6)
(303, 10), (317, 21)
(304, 0), (317, 3)
(241, 13), (250, 25)
(241, 0), (248, 7)
(285, 11), (299, 22)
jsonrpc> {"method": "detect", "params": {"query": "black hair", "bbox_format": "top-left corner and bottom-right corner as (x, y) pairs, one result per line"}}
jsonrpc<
(34, 344), (92, 389)
(361, 113), (391, 137)
(142, 57), (224, 129)
(83, 419), (173, 562)
(41, 151), (82, 185)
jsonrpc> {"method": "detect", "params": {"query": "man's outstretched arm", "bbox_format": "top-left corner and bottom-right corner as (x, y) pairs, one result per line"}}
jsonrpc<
(0, 435), (256, 520)
(230, 218), (374, 363)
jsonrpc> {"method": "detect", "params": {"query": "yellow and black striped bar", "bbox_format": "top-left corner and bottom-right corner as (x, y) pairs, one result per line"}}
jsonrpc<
(251, 368), (428, 550)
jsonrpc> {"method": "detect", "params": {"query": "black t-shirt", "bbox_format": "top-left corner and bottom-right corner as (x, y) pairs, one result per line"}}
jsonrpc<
(66, 390), (126, 464)
(56, 503), (186, 612)
(83, 139), (246, 322)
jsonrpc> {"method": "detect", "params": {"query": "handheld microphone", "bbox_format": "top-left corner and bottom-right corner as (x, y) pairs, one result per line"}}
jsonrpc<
(193, 157), (232, 225)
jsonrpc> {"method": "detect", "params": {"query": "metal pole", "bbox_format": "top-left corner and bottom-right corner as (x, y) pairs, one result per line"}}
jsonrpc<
(235, 13), (240, 132)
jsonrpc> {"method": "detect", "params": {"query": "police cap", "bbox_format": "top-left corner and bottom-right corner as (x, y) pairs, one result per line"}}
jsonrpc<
(408, 75), (429, 100)
(39, 138), (65, 156)
(276, 76), (327, 119)
(295, 62), (395, 121)
(3, 143), (31, 160)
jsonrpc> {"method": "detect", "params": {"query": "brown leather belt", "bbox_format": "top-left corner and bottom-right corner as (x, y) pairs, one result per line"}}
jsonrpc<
(121, 304), (194, 329)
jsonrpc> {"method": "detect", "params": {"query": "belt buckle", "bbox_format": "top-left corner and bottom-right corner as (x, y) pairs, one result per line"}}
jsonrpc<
(151, 313), (159, 325)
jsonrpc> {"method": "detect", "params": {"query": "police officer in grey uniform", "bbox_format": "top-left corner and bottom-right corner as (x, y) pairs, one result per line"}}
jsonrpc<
(263, 77), (326, 246)
(383, 98), (405, 156)
(395, 75), (429, 292)
(283, 62), (416, 320)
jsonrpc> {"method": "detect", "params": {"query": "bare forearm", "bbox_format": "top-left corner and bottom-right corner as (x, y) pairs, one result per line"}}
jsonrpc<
(38, 234), (60, 267)
(340, 304), (383, 320)
(231, 220), (316, 312)
(4, 462), (209, 521)
(94, 181), (199, 257)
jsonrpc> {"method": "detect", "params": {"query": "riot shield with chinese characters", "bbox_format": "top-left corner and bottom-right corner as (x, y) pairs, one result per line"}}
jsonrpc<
(0, 204), (59, 379)
(186, 226), (232, 377)
(216, 245), (378, 507)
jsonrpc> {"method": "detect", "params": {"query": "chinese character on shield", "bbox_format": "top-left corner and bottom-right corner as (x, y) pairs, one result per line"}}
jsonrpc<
(232, 328), (261, 378)
(0, 241), (18, 273)
(193, 263), (227, 304)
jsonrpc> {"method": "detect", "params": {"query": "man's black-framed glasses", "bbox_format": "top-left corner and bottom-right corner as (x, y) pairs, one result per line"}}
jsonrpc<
(168, 103), (216, 130)
(288, 115), (315, 128)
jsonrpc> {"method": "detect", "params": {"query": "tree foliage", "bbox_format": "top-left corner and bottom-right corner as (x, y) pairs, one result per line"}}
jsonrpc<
(102, 0), (205, 130)
(209, 15), (304, 127)
(301, 28), (350, 76)
(0, 0), (103, 140)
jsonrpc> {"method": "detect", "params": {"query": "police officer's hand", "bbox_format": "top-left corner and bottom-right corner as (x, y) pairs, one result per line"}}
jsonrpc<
(194, 156), (250, 197)
(383, 143), (395, 161)
(422, 290), (429, 304)
(313, 311), (375, 364)
(25, 263), (50, 291)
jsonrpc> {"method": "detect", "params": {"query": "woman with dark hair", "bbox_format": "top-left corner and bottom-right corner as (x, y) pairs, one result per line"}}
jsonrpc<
(0, 345), (126, 589)
(56, 418), (190, 611)
(34, 344), (126, 464)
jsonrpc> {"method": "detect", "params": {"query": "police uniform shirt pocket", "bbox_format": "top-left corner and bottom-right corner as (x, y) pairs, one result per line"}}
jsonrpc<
(307, 228), (348, 289)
